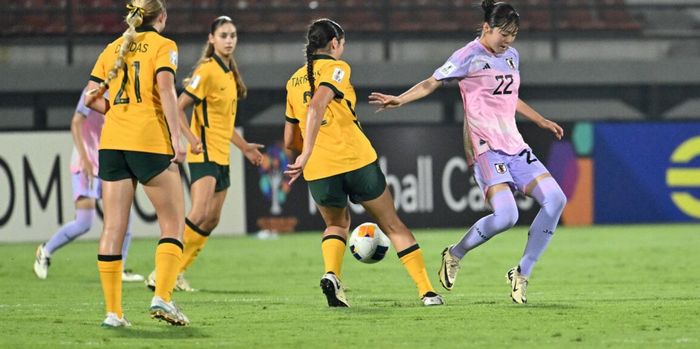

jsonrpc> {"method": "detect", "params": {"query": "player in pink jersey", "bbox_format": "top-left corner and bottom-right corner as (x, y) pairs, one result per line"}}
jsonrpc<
(369, 0), (566, 304)
(34, 88), (143, 283)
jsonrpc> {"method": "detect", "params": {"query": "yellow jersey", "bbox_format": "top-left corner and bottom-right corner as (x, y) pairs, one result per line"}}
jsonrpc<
(183, 54), (238, 165)
(90, 26), (178, 155)
(285, 55), (377, 181)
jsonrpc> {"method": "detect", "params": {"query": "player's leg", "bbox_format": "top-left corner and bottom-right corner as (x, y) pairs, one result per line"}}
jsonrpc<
(506, 150), (567, 303)
(98, 177), (135, 325)
(35, 173), (97, 279)
(140, 162), (189, 325)
(121, 209), (144, 282)
(361, 188), (443, 306)
(441, 151), (519, 290)
(308, 173), (352, 307)
(316, 204), (352, 307)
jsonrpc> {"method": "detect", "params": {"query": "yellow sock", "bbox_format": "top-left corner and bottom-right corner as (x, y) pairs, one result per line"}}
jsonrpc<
(97, 256), (123, 318)
(180, 219), (210, 272)
(155, 239), (183, 302)
(398, 245), (434, 297)
(321, 235), (346, 278)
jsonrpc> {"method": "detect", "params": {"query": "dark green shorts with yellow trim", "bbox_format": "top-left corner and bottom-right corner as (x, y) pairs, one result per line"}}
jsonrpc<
(308, 161), (386, 208)
(98, 149), (172, 184)
(189, 162), (230, 192)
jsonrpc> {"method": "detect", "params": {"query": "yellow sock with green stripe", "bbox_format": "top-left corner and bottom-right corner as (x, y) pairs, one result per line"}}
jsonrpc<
(155, 238), (183, 303)
(398, 244), (435, 297)
(97, 255), (123, 318)
(321, 235), (346, 278)
(180, 218), (210, 272)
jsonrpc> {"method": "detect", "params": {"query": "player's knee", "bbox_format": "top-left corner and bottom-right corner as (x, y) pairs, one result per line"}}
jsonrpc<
(494, 202), (519, 230)
(76, 213), (94, 233)
(544, 188), (567, 216)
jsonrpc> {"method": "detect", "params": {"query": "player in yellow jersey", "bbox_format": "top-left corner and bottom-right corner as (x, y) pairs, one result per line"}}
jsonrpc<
(145, 16), (264, 292)
(284, 19), (444, 307)
(85, 0), (189, 327)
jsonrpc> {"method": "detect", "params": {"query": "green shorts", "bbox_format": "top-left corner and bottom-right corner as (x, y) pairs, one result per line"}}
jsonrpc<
(98, 149), (172, 184)
(189, 162), (230, 192)
(308, 161), (386, 208)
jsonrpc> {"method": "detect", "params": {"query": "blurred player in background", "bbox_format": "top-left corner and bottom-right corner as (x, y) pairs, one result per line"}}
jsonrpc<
(33, 89), (143, 283)
(145, 15), (263, 292)
(369, 0), (567, 304)
(86, 0), (189, 327)
(284, 18), (443, 307)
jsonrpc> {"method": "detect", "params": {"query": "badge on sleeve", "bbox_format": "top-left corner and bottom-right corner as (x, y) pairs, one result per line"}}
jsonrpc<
(332, 67), (345, 83)
(438, 62), (457, 76)
(190, 75), (201, 89)
(170, 50), (178, 66)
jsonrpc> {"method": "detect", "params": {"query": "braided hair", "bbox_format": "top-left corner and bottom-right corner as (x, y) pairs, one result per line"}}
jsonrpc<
(304, 19), (344, 97)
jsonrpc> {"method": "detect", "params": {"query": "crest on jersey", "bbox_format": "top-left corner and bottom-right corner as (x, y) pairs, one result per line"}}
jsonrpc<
(495, 163), (507, 174)
(169, 50), (178, 66)
(505, 57), (516, 70)
(332, 67), (345, 83)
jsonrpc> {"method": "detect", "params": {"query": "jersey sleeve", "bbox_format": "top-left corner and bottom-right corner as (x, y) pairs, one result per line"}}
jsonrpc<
(285, 84), (299, 124)
(183, 64), (208, 104)
(89, 45), (109, 84)
(75, 90), (91, 117)
(432, 47), (473, 81)
(155, 40), (178, 77)
(317, 61), (351, 99)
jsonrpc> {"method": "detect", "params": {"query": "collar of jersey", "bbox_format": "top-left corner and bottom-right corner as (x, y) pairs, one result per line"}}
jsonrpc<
(211, 54), (231, 73)
(311, 54), (336, 61)
(135, 26), (157, 33)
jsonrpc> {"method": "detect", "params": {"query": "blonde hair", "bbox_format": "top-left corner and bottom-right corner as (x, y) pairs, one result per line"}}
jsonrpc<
(183, 17), (247, 99)
(88, 0), (165, 96)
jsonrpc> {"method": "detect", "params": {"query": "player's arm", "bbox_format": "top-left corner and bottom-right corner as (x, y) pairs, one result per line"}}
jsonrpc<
(369, 76), (441, 112)
(284, 85), (335, 184)
(157, 70), (186, 163)
(284, 121), (303, 154)
(70, 111), (95, 187)
(516, 99), (563, 140)
(176, 92), (202, 154)
(230, 130), (264, 166)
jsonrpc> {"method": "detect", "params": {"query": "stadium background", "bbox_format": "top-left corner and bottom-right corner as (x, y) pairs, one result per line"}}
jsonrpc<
(1, 0), (699, 242)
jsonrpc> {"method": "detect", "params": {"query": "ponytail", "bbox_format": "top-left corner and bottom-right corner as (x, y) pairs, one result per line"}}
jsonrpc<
(88, 0), (165, 96)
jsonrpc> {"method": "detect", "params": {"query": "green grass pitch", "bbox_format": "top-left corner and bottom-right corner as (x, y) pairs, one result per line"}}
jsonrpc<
(1, 224), (698, 348)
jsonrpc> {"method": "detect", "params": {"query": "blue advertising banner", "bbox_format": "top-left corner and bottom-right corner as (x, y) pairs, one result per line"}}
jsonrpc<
(594, 122), (700, 223)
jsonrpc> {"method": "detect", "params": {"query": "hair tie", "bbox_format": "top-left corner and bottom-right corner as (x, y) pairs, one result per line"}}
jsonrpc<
(126, 3), (145, 18)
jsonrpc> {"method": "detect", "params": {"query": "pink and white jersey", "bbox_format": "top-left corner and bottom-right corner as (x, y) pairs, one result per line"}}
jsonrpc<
(69, 89), (105, 175)
(433, 38), (527, 165)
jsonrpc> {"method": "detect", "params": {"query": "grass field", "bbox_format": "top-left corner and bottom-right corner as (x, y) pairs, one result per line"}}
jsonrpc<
(1, 224), (699, 348)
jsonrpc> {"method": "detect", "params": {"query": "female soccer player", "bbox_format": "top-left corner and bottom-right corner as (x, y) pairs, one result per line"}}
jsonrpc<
(33, 89), (143, 283)
(145, 16), (263, 292)
(284, 18), (443, 307)
(369, 0), (567, 304)
(85, 0), (189, 327)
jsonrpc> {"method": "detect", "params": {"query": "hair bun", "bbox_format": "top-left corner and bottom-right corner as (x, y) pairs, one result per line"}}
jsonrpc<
(481, 0), (496, 11)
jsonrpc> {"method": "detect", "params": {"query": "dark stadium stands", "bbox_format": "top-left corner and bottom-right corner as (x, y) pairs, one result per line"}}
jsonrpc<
(3, 0), (643, 36)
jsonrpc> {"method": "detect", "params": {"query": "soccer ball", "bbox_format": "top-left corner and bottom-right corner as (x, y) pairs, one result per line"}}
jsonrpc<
(348, 223), (391, 264)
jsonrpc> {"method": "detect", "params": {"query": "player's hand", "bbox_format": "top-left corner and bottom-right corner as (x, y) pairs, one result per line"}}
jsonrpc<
(171, 137), (187, 164)
(368, 92), (402, 112)
(244, 143), (265, 166)
(81, 160), (95, 190)
(189, 137), (203, 155)
(538, 119), (564, 140)
(284, 153), (309, 185)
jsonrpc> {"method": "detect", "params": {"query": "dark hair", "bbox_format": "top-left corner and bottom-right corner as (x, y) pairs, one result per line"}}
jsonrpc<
(481, 0), (519, 33)
(305, 18), (345, 96)
(183, 15), (247, 99)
